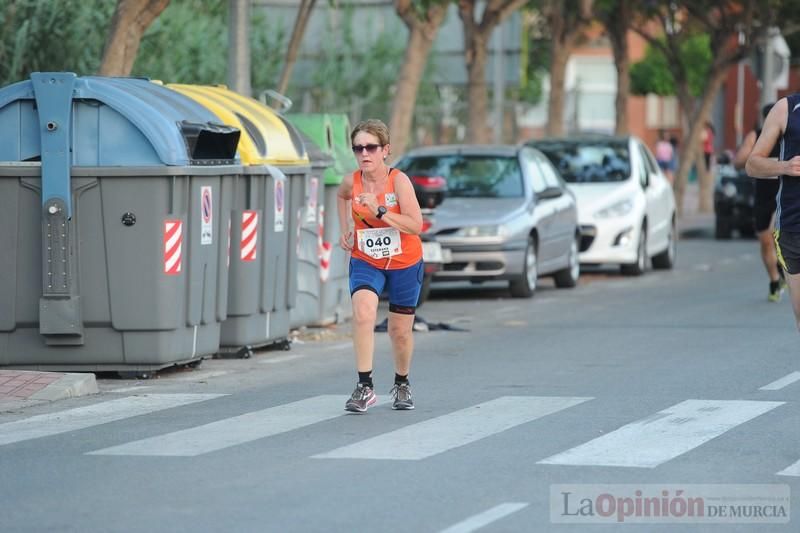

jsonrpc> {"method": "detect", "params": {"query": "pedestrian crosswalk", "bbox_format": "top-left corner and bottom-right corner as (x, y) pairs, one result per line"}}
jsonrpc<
(88, 395), (386, 457)
(312, 396), (590, 460)
(0, 393), (225, 447)
(0, 392), (797, 477)
(538, 400), (784, 468)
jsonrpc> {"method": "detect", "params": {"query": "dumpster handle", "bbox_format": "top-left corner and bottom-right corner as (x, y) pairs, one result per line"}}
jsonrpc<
(31, 72), (76, 218)
(31, 72), (84, 344)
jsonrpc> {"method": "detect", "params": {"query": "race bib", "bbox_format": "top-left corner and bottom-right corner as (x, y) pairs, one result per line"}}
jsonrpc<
(357, 227), (402, 259)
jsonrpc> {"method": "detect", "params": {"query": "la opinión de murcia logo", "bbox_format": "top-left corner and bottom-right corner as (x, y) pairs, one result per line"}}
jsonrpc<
(551, 484), (790, 524)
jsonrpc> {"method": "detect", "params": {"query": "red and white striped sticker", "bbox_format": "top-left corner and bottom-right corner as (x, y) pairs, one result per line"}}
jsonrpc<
(241, 210), (258, 261)
(164, 219), (183, 275)
(320, 242), (332, 282)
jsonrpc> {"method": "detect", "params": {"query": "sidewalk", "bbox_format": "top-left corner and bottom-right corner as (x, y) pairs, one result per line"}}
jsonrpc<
(0, 370), (98, 413)
(677, 182), (714, 238)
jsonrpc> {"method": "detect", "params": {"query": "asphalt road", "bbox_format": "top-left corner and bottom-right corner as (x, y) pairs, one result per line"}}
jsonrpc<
(1, 231), (798, 533)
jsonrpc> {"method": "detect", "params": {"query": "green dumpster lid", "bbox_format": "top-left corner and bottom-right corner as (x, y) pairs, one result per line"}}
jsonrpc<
(287, 113), (356, 185)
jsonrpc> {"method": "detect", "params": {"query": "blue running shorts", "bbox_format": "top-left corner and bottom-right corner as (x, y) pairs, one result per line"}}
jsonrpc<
(349, 258), (424, 314)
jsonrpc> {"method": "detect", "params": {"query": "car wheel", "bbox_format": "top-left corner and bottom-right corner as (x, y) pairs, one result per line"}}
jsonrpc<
(652, 217), (676, 270)
(715, 217), (732, 239)
(554, 234), (580, 288)
(620, 224), (646, 276)
(509, 236), (537, 298)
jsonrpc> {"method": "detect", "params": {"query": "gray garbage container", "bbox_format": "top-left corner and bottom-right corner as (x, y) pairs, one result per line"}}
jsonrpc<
(287, 113), (356, 325)
(0, 73), (241, 374)
(168, 84), (310, 355)
(290, 131), (335, 329)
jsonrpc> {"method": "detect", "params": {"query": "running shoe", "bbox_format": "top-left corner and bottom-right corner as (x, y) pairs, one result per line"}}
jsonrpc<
(345, 383), (377, 413)
(769, 281), (783, 302)
(390, 382), (414, 410)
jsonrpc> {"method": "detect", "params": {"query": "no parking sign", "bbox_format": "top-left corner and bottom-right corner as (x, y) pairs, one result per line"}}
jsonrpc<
(274, 177), (285, 232)
(201, 186), (213, 245)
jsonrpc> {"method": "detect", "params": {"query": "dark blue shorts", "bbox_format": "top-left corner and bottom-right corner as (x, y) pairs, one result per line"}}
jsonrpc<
(349, 258), (424, 313)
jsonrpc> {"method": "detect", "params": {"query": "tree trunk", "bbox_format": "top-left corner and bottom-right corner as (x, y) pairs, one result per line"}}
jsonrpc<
(544, 0), (593, 136)
(672, 67), (728, 216)
(612, 49), (630, 136)
(465, 35), (491, 143)
(98, 0), (170, 76)
(695, 69), (729, 213)
(390, 1), (446, 157)
(276, 0), (316, 96)
(547, 46), (569, 136)
(607, 1), (631, 135)
(228, 0), (251, 97)
(458, 0), (528, 144)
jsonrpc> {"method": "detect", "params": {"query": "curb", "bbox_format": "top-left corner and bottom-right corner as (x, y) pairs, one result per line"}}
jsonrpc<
(0, 371), (98, 412)
(29, 373), (99, 402)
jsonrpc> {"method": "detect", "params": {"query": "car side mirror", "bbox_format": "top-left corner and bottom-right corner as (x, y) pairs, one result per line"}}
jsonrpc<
(538, 186), (563, 200)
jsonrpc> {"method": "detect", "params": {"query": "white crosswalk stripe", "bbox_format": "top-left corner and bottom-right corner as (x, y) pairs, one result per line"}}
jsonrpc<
(313, 396), (592, 461)
(776, 459), (800, 477)
(438, 503), (529, 533)
(538, 399), (784, 468)
(87, 395), (385, 457)
(0, 393), (225, 447)
(759, 371), (800, 391)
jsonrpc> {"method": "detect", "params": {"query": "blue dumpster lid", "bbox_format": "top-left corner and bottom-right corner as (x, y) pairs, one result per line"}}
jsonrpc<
(0, 73), (240, 166)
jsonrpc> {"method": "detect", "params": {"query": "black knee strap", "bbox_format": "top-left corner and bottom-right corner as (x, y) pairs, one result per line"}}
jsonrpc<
(389, 303), (416, 315)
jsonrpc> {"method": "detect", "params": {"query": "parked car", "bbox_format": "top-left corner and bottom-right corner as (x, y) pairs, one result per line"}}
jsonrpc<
(529, 135), (677, 275)
(394, 144), (581, 298)
(713, 154), (756, 239)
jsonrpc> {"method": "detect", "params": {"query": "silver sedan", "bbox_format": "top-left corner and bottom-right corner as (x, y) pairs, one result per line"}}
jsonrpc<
(395, 144), (580, 297)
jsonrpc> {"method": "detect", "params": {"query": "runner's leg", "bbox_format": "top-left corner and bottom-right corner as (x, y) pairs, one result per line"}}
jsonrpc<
(352, 289), (379, 372)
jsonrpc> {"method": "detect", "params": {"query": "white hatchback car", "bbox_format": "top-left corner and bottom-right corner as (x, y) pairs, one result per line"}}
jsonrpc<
(529, 135), (676, 274)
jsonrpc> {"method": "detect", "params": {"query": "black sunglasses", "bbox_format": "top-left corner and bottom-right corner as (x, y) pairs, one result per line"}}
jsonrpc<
(352, 143), (383, 154)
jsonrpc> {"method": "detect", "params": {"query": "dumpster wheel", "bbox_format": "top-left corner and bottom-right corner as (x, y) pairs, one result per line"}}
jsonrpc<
(235, 345), (254, 359)
(117, 370), (152, 380)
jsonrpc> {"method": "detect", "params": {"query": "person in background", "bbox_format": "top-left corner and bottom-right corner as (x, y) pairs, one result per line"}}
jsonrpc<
(655, 129), (675, 183)
(734, 102), (785, 301)
(336, 119), (424, 413)
(669, 135), (680, 183)
(701, 121), (716, 172)
(746, 95), (800, 332)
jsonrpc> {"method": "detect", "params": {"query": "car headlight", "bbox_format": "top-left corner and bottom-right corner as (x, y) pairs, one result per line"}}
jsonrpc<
(594, 199), (634, 219)
(722, 182), (737, 198)
(453, 224), (510, 237)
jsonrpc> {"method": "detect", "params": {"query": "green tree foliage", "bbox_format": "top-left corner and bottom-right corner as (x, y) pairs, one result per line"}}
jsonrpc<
(0, 0), (113, 86)
(520, 34), (550, 105)
(133, 0), (285, 89)
(308, 7), (409, 119)
(0, 0), (285, 91)
(629, 35), (711, 97)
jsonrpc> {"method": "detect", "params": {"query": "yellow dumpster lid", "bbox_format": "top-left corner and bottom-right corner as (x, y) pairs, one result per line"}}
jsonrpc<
(168, 84), (309, 167)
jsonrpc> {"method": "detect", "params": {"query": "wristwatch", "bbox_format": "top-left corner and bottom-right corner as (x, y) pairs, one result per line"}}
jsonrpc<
(376, 205), (387, 219)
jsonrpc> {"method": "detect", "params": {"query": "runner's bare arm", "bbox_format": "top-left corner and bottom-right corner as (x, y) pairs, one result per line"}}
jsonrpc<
(337, 173), (354, 250)
(733, 131), (757, 170)
(381, 173), (423, 235)
(746, 99), (800, 178)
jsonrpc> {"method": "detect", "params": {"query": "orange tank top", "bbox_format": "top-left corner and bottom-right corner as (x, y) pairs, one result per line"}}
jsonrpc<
(351, 168), (422, 270)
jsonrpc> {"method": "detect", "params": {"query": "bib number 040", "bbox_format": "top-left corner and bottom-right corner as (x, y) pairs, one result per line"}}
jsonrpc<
(357, 227), (402, 259)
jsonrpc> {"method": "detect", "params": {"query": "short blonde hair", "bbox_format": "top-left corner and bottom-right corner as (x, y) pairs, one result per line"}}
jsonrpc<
(351, 119), (390, 146)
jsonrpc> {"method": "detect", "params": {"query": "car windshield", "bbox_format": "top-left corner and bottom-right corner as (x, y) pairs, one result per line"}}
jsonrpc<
(534, 140), (631, 183)
(396, 154), (523, 198)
